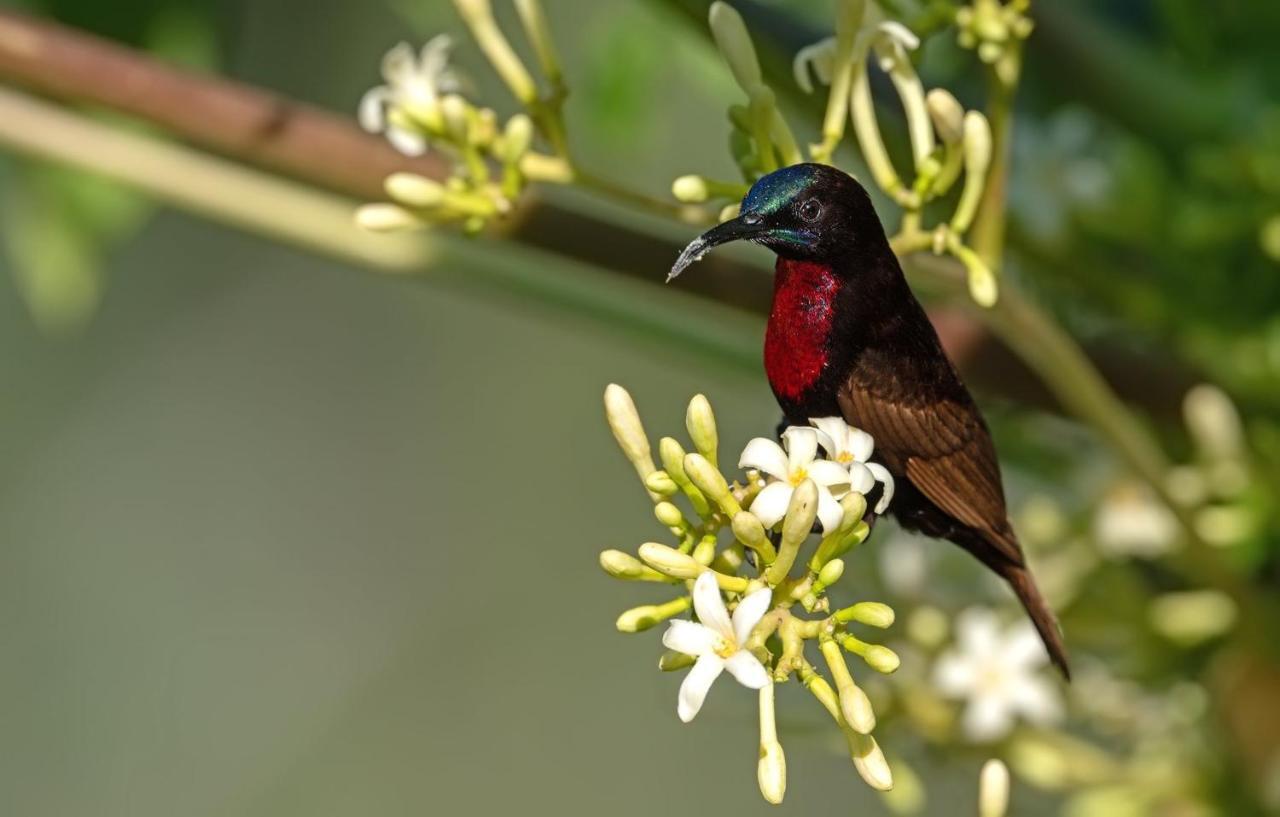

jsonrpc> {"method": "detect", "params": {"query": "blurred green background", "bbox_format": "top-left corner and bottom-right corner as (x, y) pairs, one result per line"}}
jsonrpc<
(0, 1), (1278, 815)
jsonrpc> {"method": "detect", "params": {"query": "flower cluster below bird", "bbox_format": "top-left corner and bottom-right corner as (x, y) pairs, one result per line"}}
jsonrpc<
(601, 385), (901, 803)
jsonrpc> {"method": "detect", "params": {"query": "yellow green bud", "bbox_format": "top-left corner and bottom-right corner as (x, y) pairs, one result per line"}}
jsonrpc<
(500, 113), (534, 163)
(849, 733), (893, 791)
(354, 203), (423, 232)
(708, 1), (763, 91)
(638, 542), (703, 579)
(658, 650), (696, 672)
(835, 601), (895, 628)
(820, 639), (875, 734)
(863, 644), (901, 674)
(683, 453), (741, 515)
(654, 501), (687, 529)
(951, 110), (993, 235)
(686, 393), (719, 466)
(979, 759), (1010, 817)
(757, 683), (786, 804)
(672, 175), (710, 203)
(615, 596), (690, 632)
(384, 173), (447, 209)
(599, 549), (667, 581)
(926, 88), (965, 144)
(644, 470), (678, 496)
(817, 558), (845, 588)
(604, 384), (658, 496)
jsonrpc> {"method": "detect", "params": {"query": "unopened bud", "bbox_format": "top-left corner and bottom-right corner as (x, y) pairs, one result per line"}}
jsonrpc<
(638, 542), (703, 579)
(951, 111), (992, 234)
(817, 558), (845, 587)
(863, 644), (901, 674)
(439, 94), (471, 142)
(355, 203), (422, 232)
(644, 471), (678, 496)
(686, 394), (719, 466)
(599, 549), (665, 581)
(926, 88), (965, 144)
(758, 740), (786, 804)
(979, 759), (1010, 817)
(684, 453), (741, 515)
(604, 385), (658, 492)
(820, 639), (875, 734)
(849, 733), (893, 791)
(836, 601), (895, 628)
(672, 175), (710, 203)
(658, 650), (696, 672)
(660, 437), (711, 516)
(709, 1), (763, 90)
(654, 501), (687, 529)
(384, 173), (447, 208)
(501, 113), (534, 162)
(615, 596), (690, 632)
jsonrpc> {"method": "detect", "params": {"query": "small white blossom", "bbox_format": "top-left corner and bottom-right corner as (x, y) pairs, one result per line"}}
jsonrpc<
(663, 572), (773, 722)
(1093, 482), (1178, 559)
(739, 427), (850, 532)
(792, 36), (836, 94)
(359, 37), (463, 156)
(810, 416), (895, 513)
(933, 608), (1063, 742)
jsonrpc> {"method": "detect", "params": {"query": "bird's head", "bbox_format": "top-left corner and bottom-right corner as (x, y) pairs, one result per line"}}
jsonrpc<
(669, 163), (884, 281)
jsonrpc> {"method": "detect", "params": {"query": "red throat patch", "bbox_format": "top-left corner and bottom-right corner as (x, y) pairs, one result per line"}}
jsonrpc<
(764, 258), (840, 402)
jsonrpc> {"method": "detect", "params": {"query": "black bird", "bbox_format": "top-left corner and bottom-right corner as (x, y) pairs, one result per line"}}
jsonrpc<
(669, 163), (1070, 678)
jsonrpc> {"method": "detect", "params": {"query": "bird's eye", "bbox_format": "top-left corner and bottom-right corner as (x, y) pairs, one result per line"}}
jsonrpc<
(799, 198), (822, 222)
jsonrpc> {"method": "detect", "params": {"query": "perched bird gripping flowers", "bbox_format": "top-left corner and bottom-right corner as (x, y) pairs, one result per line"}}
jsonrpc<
(669, 164), (1071, 678)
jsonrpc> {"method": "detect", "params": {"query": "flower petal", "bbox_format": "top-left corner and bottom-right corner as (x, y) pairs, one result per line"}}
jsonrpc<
(678, 654), (725, 722)
(932, 651), (976, 696)
(815, 485), (844, 534)
(724, 651), (771, 689)
(663, 620), (717, 657)
(1000, 621), (1048, 670)
(739, 437), (790, 481)
(386, 125), (428, 156)
(792, 37), (836, 94)
(732, 587), (774, 646)
(691, 571), (733, 640)
(865, 462), (895, 513)
(954, 608), (1001, 659)
(847, 428), (875, 462)
(848, 462), (876, 495)
(358, 87), (389, 132)
(782, 427), (819, 471)
(419, 34), (454, 78)
(963, 692), (1014, 742)
(1008, 676), (1063, 726)
(381, 42), (418, 85)
(808, 458), (853, 489)
(750, 481), (794, 529)
(809, 416), (849, 456)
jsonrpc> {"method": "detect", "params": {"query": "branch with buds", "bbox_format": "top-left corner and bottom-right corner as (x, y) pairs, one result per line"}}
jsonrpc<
(602, 384), (900, 802)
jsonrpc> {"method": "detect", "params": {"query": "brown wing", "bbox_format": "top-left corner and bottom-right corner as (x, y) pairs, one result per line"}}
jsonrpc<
(838, 372), (1024, 566)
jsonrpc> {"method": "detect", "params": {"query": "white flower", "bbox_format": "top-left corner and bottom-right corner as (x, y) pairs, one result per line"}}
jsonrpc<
(792, 36), (836, 94)
(359, 37), (463, 156)
(809, 416), (895, 513)
(933, 608), (1063, 742)
(739, 427), (850, 532)
(662, 573), (773, 722)
(1093, 482), (1178, 559)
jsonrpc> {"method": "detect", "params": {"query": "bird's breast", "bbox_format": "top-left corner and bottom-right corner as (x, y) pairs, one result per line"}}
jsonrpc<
(764, 258), (840, 404)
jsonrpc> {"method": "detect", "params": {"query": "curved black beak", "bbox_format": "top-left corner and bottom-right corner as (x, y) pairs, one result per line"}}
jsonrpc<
(667, 214), (766, 282)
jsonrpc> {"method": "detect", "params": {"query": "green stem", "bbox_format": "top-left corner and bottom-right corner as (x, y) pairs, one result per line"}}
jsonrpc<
(967, 42), (1019, 271)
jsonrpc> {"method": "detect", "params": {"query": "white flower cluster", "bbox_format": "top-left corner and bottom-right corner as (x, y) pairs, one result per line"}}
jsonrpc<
(602, 385), (900, 802)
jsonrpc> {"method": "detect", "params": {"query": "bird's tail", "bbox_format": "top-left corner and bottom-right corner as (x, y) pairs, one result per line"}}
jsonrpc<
(1001, 562), (1071, 680)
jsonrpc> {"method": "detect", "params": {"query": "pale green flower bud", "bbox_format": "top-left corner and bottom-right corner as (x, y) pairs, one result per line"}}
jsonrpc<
(979, 759), (1010, 817)
(599, 549), (666, 581)
(683, 453), (742, 515)
(709, 1), (763, 91)
(863, 644), (901, 674)
(732, 511), (778, 563)
(820, 639), (875, 733)
(849, 733), (893, 791)
(658, 437), (711, 516)
(355, 203), (422, 232)
(500, 113), (534, 163)
(757, 683), (786, 804)
(615, 596), (690, 632)
(672, 175), (710, 203)
(926, 88), (965, 144)
(765, 479), (817, 584)
(1149, 590), (1237, 646)
(1183, 383), (1244, 461)
(384, 173), (447, 209)
(686, 393), (719, 466)
(658, 650), (695, 672)
(654, 501), (687, 529)
(835, 601), (895, 628)
(644, 470), (679, 496)
(638, 542), (702, 579)
(604, 384), (658, 496)
(951, 111), (993, 235)
(817, 558), (845, 588)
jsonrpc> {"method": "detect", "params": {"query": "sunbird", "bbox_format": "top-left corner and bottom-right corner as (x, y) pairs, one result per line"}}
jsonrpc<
(669, 163), (1069, 678)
